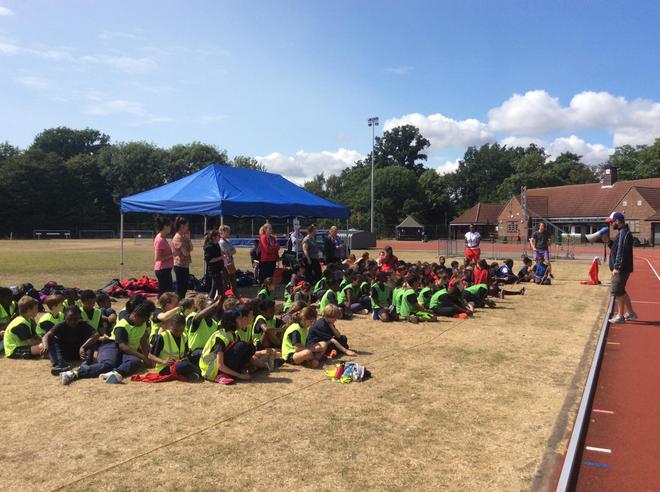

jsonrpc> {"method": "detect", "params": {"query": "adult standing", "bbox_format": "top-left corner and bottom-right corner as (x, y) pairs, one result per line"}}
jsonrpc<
(219, 225), (238, 295)
(154, 217), (174, 295)
(203, 229), (225, 300)
(529, 221), (553, 274)
(172, 216), (193, 300)
(303, 224), (321, 285)
(464, 224), (481, 264)
(289, 224), (304, 260)
(258, 223), (280, 283)
(606, 212), (637, 323)
(323, 225), (342, 264)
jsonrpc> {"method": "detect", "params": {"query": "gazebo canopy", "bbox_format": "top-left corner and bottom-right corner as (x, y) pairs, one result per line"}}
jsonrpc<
(397, 215), (424, 229)
(120, 163), (349, 219)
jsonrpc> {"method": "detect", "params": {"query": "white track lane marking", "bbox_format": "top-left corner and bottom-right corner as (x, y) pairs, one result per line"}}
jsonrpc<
(593, 409), (614, 414)
(642, 257), (660, 282)
(585, 446), (612, 454)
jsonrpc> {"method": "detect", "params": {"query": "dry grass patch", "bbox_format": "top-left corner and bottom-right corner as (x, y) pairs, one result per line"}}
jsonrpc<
(0, 241), (608, 490)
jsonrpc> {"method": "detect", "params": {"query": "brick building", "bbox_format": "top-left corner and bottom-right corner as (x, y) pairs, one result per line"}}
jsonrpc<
(449, 202), (504, 240)
(496, 167), (660, 245)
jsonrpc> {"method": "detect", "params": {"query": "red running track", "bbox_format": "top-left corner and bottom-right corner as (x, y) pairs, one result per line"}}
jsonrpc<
(574, 249), (660, 491)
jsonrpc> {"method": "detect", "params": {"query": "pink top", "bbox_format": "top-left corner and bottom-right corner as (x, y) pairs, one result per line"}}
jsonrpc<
(154, 234), (174, 270)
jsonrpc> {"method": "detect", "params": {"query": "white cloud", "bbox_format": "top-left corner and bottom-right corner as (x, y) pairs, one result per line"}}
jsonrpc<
(384, 112), (493, 149)
(384, 66), (413, 75)
(546, 135), (613, 165)
(80, 54), (156, 72)
(0, 40), (20, 54)
(15, 74), (51, 89)
(256, 148), (364, 183)
(436, 159), (461, 175)
(487, 89), (660, 146)
(0, 6), (13, 15)
(488, 90), (567, 134)
(85, 99), (145, 116)
(499, 135), (546, 148)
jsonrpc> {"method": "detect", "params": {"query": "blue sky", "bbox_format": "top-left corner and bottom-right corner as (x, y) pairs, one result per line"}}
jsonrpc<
(1, 0), (659, 181)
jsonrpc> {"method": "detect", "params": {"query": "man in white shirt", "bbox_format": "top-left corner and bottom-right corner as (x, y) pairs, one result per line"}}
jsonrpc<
(464, 224), (481, 264)
(289, 225), (304, 259)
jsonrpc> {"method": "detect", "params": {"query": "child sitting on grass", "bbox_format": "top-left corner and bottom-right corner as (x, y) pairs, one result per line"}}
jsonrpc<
(42, 306), (98, 375)
(60, 301), (155, 385)
(96, 292), (117, 336)
(199, 304), (268, 384)
(257, 277), (275, 302)
(308, 305), (357, 358)
(517, 257), (534, 283)
(3, 296), (43, 359)
(62, 288), (81, 309)
(150, 291), (180, 340)
(281, 306), (326, 368)
(79, 289), (103, 333)
(186, 295), (221, 366)
(533, 258), (551, 285)
(252, 299), (285, 349)
(148, 313), (198, 380)
(371, 271), (394, 322)
(36, 294), (64, 337)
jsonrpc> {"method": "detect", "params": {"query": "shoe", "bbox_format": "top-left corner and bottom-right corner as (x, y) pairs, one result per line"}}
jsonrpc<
(371, 311), (379, 321)
(215, 373), (235, 385)
(59, 370), (77, 385)
(609, 314), (625, 324)
(624, 312), (638, 321)
(99, 371), (114, 381)
(105, 372), (123, 384)
(274, 358), (285, 368)
(407, 315), (419, 324)
(498, 291), (505, 299)
(51, 365), (71, 376)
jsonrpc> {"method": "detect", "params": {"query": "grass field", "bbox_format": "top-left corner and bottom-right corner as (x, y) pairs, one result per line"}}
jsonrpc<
(0, 240), (609, 491)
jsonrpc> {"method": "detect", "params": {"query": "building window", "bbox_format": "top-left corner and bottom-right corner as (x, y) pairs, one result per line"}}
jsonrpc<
(507, 221), (518, 233)
(629, 220), (640, 233)
(637, 200), (642, 206)
(622, 201), (627, 207)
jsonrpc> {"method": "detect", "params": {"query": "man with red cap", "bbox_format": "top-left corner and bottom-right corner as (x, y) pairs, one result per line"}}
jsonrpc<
(605, 211), (637, 323)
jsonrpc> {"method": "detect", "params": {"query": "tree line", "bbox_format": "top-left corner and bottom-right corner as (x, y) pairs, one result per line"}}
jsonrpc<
(0, 127), (263, 237)
(0, 126), (657, 238)
(303, 125), (660, 234)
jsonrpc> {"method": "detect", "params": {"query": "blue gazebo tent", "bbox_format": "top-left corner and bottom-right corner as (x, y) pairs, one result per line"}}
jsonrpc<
(118, 163), (350, 277)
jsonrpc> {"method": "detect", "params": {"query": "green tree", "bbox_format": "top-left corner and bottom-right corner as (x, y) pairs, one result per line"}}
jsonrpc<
(232, 155), (266, 171)
(97, 141), (168, 202)
(166, 142), (227, 181)
(369, 124), (431, 176)
(31, 127), (110, 161)
(303, 173), (327, 197)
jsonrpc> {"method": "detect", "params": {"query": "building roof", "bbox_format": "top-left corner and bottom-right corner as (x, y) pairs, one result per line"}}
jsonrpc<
(519, 177), (660, 219)
(397, 215), (424, 229)
(635, 187), (660, 219)
(451, 202), (504, 226)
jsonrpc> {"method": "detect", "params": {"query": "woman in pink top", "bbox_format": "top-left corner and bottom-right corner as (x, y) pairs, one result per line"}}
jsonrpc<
(154, 217), (174, 295)
(172, 216), (193, 299)
(258, 223), (280, 283)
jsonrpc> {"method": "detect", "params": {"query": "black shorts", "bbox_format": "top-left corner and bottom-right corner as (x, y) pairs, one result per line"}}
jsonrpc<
(8, 346), (34, 359)
(610, 271), (630, 296)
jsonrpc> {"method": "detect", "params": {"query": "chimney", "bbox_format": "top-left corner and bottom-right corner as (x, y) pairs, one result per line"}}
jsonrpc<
(602, 166), (618, 187)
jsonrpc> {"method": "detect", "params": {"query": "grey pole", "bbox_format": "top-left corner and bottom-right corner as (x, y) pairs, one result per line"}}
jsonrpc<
(368, 116), (379, 234)
(119, 212), (124, 280)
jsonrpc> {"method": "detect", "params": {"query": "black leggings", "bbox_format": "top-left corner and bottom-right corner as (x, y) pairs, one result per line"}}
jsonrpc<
(304, 259), (321, 285)
(174, 266), (189, 299)
(224, 341), (256, 372)
(259, 261), (276, 283)
(433, 306), (460, 317)
(208, 269), (226, 300)
(155, 268), (173, 295)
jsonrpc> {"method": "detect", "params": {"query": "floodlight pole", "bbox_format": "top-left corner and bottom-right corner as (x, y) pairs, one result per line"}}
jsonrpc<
(119, 212), (125, 280)
(368, 116), (379, 234)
